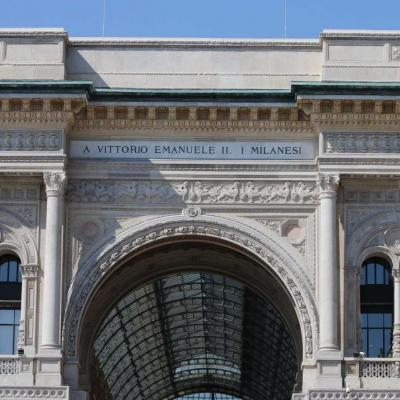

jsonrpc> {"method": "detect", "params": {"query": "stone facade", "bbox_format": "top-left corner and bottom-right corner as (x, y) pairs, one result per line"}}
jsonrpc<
(0, 28), (400, 399)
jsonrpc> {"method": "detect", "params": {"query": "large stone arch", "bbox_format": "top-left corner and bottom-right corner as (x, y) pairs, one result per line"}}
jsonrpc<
(63, 213), (319, 372)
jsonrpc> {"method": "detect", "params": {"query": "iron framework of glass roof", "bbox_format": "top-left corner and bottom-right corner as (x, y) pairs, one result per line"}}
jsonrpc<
(93, 272), (298, 400)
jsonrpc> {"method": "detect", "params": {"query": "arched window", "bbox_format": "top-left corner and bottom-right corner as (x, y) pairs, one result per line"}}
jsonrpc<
(0, 255), (22, 354)
(360, 257), (393, 357)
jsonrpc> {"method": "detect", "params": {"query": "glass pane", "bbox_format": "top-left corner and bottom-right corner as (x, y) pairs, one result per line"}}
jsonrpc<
(0, 262), (7, 282)
(8, 261), (17, 282)
(0, 326), (14, 354)
(384, 268), (391, 285)
(368, 313), (383, 328)
(376, 264), (384, 284)
(360, 268), (366, 285)
(362, 329), (368, 355)
(14, 309), (21, 324)
(17, 267), (22, 283)
(0, 309), (14, 324)
(368, 329), (384, 357)
(384, 313), (392, 328)
(384, 329), (392, 357)
(361, 313), (368, 328)
(367, 264), (375, 284)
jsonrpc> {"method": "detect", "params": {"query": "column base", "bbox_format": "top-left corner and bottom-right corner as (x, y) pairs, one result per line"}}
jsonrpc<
(316, 350), (343, 389)
(35, 353), (63, 386)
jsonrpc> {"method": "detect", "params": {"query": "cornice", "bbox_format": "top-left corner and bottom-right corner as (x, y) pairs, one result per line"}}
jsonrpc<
(69, 37), (321, 49)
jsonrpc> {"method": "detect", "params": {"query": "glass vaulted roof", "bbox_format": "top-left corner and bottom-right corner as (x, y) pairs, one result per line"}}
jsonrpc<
(93, 272), (298, 400)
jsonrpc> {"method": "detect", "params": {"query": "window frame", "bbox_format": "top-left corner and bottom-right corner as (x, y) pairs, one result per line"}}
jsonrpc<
(360, 257), (393, 358)
(0, 254), (22, 355)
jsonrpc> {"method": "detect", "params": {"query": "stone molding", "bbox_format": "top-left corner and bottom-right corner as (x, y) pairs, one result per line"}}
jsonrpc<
(43, 172), (66, 196)
(0, 130), (63, 152)
(0, 387), (68, 399)
(67, 179), (319, 205)
(63, 215), (318, 361)
(70, 37), (321, 48)
(0, 218), (38, 265)
(324, 132), (400, 154)
(73, 118), (314, 133)
(308, 391), (400, 399)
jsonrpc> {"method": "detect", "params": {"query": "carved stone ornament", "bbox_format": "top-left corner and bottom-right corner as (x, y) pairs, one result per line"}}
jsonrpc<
(20, 264), (39, 278)
(43, 172), (66, 196)
(0, 130), (63, 152)
(392, 45), (400, 61)
(324, 132), (400, 154)
(67, 179), (319, 205)
(316, 174), (340, 195)
(385, 227), (400, 250)
(64, 217), (318, 361)
(0, 387), (67, 398)
(392, 322), (400, 358)
(309, 391), (400, 400)
(182, 205), (202, 218)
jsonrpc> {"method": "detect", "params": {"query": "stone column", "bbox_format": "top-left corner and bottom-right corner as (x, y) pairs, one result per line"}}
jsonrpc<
(317, 174), (340, 352)
(41, 171), (66, 349)
(392, 269), (400, 358)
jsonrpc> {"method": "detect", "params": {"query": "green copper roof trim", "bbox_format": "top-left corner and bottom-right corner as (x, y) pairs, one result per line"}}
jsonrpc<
(2, 79), (400, 101)
(292, 81), (400, 96)
(91, 87), (293, 103)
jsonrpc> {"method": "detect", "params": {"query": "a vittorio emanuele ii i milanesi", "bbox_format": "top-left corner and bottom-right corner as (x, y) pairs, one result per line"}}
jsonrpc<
(1, 28), (400, 400)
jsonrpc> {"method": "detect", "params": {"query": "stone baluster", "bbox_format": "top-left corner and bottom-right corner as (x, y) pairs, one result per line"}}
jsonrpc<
(40, 171), (66, 349)
(392, 269), (400, 358)
(317, 174), (340, 352)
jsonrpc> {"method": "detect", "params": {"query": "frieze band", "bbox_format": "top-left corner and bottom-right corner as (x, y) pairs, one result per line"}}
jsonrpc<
(67, 179), (319, 204)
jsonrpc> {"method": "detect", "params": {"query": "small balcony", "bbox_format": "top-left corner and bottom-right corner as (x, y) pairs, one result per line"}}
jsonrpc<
(345, 357), (400, 389)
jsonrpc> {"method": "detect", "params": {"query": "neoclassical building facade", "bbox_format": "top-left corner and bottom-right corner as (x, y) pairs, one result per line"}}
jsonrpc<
(0, 28), (400, 399)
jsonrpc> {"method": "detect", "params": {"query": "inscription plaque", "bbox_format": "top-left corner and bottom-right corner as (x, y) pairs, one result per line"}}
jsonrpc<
(70, 139), (315, 160)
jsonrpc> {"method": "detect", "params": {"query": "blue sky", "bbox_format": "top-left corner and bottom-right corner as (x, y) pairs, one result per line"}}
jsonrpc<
(2, 0), (400, 38)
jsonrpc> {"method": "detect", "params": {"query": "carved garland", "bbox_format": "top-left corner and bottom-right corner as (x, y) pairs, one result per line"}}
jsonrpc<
(64, 219), (318, 361)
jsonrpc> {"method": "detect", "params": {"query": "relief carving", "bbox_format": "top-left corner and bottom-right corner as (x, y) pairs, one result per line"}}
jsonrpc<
(67, 179), (319, 205)
(392, 45), (400, 61)
(324, 132), (400, 154)
(0, 130), (63, 151)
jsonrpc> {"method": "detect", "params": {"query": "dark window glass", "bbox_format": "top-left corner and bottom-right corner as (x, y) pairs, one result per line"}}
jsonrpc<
(360, 258), (393, 357)
(0, 255), (22, 355)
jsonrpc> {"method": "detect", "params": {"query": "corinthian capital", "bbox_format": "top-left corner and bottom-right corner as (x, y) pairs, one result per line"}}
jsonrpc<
(317, 174), (340, 197)
(43, 171), (66, 196)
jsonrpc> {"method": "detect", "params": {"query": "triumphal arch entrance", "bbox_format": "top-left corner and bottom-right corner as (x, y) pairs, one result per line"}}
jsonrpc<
(2, 28), (400, 400)
(79, 239), (302, 400)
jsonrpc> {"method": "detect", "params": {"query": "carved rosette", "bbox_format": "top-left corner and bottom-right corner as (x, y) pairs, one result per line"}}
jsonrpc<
(316, 174), (340, 199)
(43, 171), (66, 196)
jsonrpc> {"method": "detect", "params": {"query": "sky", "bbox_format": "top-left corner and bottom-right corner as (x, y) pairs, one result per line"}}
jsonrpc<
(1, 0), (400, 38)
